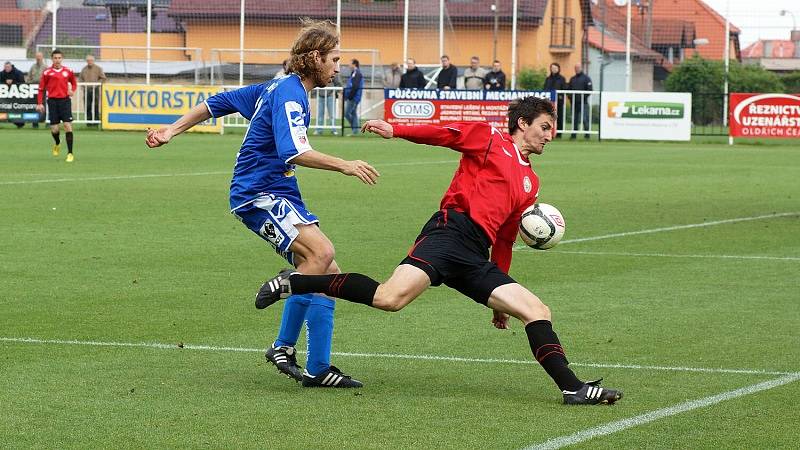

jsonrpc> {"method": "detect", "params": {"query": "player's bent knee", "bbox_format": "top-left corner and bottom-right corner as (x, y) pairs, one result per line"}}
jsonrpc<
(372, 288), (408, 312)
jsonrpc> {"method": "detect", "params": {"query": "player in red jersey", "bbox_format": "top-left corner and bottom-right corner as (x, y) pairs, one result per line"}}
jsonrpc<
(36, 49), (77, 162)
(256, 96), (622, 405)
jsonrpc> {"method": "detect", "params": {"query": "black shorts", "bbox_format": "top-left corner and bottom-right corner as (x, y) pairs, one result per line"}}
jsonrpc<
(47, 98), (73, 125)
(400, 209), (516, 305)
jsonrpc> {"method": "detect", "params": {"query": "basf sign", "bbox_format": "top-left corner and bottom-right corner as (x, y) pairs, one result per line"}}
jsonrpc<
(600, 92), (692, 141)
(729, 93), (800, 138)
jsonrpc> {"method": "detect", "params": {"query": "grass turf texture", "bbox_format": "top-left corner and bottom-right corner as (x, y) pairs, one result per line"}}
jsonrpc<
(1, 128), (799, 449)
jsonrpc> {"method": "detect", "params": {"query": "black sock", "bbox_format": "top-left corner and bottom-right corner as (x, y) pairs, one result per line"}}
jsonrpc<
(52, 132), (60, 145)
(525, 320), (583, 392)
(66, 132), (73, 153)
(290, 273), (378, 306)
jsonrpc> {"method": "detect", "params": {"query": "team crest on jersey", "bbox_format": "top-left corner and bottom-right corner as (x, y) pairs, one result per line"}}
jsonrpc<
(523, 176), (532, 193)
(62, 71), (68, 78)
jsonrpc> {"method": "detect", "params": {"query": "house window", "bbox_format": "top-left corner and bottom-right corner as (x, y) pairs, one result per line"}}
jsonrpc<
(550, 0), (574, 50)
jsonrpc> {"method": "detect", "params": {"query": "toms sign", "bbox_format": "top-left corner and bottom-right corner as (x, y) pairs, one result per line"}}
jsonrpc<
(391, 101), (435, 119)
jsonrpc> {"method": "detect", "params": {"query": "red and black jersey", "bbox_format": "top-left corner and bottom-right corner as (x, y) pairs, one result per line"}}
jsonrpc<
(37, 66), (77, 103)
(393, 121), (539, 273)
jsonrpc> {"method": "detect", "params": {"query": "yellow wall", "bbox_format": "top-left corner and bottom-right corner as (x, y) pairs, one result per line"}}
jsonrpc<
(99, 33), (187, 61)
(167, 0), (586, 80)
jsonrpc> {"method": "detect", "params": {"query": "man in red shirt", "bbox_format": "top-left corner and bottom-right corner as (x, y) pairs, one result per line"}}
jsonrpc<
(36, 49), (77, 162)
(256, 97), (622, 405)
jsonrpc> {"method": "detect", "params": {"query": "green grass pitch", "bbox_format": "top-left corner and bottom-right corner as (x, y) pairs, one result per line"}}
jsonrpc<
(1, 126), (799, 449)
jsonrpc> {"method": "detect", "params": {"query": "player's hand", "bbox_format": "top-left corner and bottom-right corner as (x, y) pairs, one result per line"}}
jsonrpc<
(145, 127), (174, 148)
(491, 310), (510, 330)
(341, 160), (380, 185)
(361, 120), (393, 139)
(35, 104), (44, 113)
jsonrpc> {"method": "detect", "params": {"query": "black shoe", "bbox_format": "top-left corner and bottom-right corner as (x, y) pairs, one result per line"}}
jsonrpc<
(255, 268), (296, 309)
(265, 344), (303, 382)
(302, 365), (363, 388)
(563, 379), (622, 405)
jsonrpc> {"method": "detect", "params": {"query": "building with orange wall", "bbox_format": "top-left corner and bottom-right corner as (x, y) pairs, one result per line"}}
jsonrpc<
(97, 0), (592, 83)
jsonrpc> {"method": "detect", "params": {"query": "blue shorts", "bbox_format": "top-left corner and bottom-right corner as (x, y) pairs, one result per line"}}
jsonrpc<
(232, 194), (319, 265)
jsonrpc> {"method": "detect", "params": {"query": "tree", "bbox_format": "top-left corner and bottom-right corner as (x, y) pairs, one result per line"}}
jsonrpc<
(517, 67), (547, 91)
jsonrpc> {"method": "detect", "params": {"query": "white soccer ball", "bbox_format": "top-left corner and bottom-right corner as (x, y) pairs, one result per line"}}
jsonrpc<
(519, 203), (565, 250)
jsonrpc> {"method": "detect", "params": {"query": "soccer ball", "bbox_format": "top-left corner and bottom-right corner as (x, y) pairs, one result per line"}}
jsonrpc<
(519, 203), (565, 250)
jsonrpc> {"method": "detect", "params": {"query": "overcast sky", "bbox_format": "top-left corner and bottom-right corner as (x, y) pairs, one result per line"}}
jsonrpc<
(703, 0), (798, 48)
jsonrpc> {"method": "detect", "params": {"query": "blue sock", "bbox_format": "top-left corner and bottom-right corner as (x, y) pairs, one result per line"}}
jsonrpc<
(304, 295), (335, 376)
(273, 294), (312, 348)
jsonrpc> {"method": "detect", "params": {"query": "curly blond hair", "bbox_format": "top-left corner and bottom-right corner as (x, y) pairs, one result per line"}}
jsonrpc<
(288, 18), (339, 85)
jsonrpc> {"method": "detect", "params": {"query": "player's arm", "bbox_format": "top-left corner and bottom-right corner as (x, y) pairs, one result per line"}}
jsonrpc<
(291, 150), (379, 185)
(362, 119), (489, 154)
(145, 102), (211, 148)
(275, 96), (379, 185)
(35, 73), (46, 112)
(68, 70), (77, 96)
(488, 218), (518, 330)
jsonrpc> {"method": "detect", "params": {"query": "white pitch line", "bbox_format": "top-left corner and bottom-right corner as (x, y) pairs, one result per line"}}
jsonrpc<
(0, 160), (457, 186)
(556, 212), (799, 245)
(525, 372), (800, 450)
(0, 337), (793, 376)
(524, 249), (800, 262)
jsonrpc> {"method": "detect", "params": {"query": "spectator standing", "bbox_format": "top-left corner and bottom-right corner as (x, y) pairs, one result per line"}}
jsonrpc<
(484, 60), (506, 91)
(399, 58), (426, 89)
(344, 59), (363, 135)
(314, 72), (341, 135)
(27, 52), (47, 128)
(383, 62), (401, 89)
(436, 55), (457, 90)
(568, 63), (593, 140)
(2, 61), (27, 128)
(78, 55), (106, 126)
(463, 56), (487, 90)
(543, 63), (568, 138)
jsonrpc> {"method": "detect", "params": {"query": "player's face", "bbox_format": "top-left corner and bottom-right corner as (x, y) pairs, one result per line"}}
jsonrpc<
(52, 53), (63, 68)
(316, 47), (340, 88)
(519, 114), (554, 157)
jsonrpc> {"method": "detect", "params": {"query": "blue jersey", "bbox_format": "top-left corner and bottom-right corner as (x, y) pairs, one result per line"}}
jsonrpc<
(204, 74), (312, 210)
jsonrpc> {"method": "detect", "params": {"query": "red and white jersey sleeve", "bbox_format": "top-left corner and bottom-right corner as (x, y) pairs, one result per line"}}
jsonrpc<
(37, 66), (77, 103)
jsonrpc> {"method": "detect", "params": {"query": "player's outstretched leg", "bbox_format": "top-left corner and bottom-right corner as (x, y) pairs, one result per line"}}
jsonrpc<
(562, 378), (623, 405)
(255, 268), (297, 309)
(488, 283), (623, 405)
(257, 270), (380, 308)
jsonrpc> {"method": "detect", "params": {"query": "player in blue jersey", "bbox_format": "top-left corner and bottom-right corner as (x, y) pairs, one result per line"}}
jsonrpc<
(145, 19), (379, 388)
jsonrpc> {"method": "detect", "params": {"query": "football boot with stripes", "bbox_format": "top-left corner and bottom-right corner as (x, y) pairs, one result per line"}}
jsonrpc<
(265, 344), (303, 382)
(562, 379), (622, 405)
(302, 365), (363, 388)
(255, 268), (297, 309)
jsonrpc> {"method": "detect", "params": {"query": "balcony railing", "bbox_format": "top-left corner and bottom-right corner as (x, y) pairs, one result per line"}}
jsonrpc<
(550, 16), (575, 51)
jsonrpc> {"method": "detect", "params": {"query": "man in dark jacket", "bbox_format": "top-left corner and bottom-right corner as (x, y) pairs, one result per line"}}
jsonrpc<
(436, 55), (458, 90)
(399, 58), (427, 89)
(484, 60), (506, 91)
(344, 59), (364, 135)
(568, 63), (593, 140)
(2, 62), (27, 128)
(543, 63), (568, 138)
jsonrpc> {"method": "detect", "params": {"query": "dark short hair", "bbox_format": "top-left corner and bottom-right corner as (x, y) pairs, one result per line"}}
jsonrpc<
(508, 96), (556, 135)
(51, 49), (63, 56)
(352, 58), (359, 67)
(493, 59), (501, 64)
(441, 55), (449, 60)
(550, 62), (561, 71)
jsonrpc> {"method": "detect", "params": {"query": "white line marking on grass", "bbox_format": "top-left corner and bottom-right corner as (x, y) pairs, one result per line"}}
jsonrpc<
(0, 337), (793, 376)
(0, 160), (457, 186)
(525, 250), (800, 262)
(557, 212), (799, 245)
(525, 372), (800, 450)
